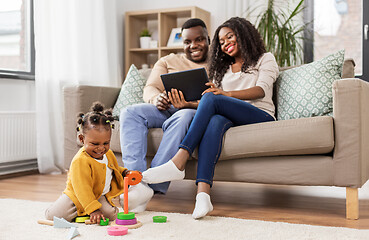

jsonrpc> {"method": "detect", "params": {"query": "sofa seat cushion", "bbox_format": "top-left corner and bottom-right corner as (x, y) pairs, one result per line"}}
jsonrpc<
(109, 116), (334, 160)
(217, 116), (334, 160)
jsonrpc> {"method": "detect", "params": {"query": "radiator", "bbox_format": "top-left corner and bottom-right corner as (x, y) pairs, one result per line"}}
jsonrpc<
(0, 112), (37, 163)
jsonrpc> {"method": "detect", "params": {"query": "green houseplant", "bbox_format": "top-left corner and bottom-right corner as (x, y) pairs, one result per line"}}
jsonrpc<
(139, 28), (152, 48)
(140, 28), (151, 37)
(246, 0), (307, 67)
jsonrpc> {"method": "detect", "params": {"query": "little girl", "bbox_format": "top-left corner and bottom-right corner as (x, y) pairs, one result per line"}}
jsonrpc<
(45, 102), (129, 223)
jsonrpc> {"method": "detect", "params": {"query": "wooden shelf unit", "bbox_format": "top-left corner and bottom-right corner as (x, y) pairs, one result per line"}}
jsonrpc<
(124, 6), (210, 73)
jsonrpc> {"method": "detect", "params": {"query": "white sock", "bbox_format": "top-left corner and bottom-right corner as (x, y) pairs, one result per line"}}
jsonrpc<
(119, 182), (154, 213)
(142, 160), (185, 184)
(192, 192), (213, 219)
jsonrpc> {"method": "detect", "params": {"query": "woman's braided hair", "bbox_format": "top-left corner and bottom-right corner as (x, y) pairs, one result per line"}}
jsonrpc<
(76, 101), (115, 133)
(208, 17), (266, 87)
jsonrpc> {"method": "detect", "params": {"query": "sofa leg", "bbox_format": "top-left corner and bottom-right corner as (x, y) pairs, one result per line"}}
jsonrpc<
(346, 187), (359, 220)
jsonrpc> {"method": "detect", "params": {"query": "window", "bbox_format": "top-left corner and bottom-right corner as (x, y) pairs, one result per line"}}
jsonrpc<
(0, 0), (34, 80)
(304, 0), (367, 80)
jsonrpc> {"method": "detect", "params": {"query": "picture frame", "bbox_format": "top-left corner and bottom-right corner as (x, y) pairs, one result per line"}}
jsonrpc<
(167, 28), (183, 47)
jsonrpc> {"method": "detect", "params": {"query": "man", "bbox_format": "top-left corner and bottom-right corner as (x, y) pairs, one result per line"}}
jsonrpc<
(119, 18), (210, 212)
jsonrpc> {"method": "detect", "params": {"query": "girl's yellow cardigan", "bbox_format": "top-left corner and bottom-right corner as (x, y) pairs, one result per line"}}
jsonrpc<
(63, 147), (127, 216)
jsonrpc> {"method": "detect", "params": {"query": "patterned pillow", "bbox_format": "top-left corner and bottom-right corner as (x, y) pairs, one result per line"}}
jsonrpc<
(275, 50), (345, 120)
(112, 64), (147, 119)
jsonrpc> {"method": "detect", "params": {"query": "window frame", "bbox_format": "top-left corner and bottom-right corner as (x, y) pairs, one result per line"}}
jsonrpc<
(363, 0), (368, 80)
(0, 0), (35, 81)
(303, 0), (367, 81)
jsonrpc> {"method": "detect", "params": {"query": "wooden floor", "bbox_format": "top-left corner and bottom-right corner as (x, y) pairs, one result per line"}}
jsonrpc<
(1, 173), (369, 229)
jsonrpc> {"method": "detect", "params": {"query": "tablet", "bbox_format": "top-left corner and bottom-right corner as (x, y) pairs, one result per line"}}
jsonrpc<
(160, 68), (209, 101)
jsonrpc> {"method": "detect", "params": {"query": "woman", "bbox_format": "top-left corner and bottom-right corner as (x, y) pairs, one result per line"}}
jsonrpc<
(142, 17), (279, 219)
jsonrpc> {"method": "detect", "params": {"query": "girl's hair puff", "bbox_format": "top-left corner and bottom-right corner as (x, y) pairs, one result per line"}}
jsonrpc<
(76, 101), (115, 133)
(208, 17), (266, 87)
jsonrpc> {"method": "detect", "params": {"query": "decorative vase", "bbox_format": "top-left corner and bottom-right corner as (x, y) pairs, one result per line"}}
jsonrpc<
(140, 36), (151, 49)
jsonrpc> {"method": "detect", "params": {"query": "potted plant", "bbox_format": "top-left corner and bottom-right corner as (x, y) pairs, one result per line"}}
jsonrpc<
(246, 0), (307, 67)
(139, 28), (152, 49)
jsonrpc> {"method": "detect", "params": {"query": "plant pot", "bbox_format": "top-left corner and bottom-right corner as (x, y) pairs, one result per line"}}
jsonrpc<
(140, 36), (151, 49)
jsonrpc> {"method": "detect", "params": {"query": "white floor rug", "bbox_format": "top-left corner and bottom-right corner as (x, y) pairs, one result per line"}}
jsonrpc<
(1, 198), (368, 240)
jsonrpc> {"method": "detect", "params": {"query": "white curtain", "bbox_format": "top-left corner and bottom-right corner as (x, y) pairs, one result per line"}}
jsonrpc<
(34, 0), (122, 173)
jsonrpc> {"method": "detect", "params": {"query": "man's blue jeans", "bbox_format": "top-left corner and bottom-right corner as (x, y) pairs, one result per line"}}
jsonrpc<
(120, 103), (196, 193)
(179, 93), (274, 186)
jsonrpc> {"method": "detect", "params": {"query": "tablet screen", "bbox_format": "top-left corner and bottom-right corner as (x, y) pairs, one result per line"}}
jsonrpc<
(160, 68), (209, 101)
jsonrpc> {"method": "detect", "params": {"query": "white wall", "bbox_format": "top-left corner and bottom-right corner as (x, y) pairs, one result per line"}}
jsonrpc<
(0, 78), (35, 111)
(116, 0), (247, 35)
(1, 0), (297, 112)
(116, 0), (253, 76)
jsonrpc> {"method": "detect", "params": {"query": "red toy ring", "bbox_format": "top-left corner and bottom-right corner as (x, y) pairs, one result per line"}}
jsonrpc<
(126, 171), (142, 185)
(107, 226), (128, 236)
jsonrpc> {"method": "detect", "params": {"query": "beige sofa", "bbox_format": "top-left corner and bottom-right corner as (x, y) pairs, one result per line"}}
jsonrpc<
(63, 59), (369, 219)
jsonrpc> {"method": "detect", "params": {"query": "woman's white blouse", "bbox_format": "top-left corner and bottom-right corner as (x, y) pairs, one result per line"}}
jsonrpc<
(220, 52), (279, 117)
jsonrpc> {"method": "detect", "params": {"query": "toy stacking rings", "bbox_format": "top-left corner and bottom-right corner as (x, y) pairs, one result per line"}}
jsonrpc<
(126, 171), (142, 185)
(100, 218), (109, 226)
(107, 226), (128, 236)
(75, 216), (90, 223)
(153, 216), (167, 223)
(116, 218), (137, 225)
(117, 212), (135, 220)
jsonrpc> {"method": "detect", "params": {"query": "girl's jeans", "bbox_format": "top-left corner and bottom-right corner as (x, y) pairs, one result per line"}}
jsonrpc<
(179, 92), (274, 186)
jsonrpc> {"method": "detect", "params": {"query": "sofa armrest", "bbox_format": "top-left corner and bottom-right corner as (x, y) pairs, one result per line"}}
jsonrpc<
(63, 85), (121, 169)
(333, 78), (369, 187)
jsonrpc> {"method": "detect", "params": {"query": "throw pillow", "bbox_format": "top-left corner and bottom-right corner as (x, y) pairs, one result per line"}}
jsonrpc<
(112, 64), (147, 119)
(275, 49), (345, 120)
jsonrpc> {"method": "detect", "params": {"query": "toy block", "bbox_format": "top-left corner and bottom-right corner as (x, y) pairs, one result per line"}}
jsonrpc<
(67, 227), (80, 240)
(37, 219), (54, 226)
(53, 216), (77, 228)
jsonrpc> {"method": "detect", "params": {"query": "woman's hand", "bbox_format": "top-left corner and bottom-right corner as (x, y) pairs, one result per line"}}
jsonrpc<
(202, 82), (231, 97)
(90, 209), (105, 224)
(168, 89), (189, 109)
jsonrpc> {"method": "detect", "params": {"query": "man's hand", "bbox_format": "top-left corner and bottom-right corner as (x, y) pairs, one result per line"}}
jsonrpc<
(154, 92), (170, 111)
(90, 209), (105, 224)
(168, 89), (189, 109)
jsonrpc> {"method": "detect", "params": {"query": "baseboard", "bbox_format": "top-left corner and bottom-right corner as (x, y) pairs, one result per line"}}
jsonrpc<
(0, 159), (38, 177)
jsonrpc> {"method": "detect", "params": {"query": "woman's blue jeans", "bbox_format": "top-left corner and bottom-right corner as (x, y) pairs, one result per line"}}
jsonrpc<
(179, 92), (274, 186)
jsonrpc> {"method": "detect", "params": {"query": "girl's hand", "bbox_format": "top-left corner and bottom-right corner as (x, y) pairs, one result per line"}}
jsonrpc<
(202, 82), (231, 97)
(122, 170), (130, 178)
(168, 89), (188, 109)
(90, 209), (105, 224)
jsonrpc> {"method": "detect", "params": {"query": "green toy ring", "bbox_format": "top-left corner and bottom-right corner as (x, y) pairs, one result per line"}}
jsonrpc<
(100, 218), (110, 226)
(153, 216), (167, 223)
(117, 212), (135, 220)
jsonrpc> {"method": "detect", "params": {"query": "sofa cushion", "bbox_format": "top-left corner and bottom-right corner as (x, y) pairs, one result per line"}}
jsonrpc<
(276, 50), (345, 120)
(112, 64), (147, 119)
(110, 116), (334, 159)
(217, 116), (334, 160)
